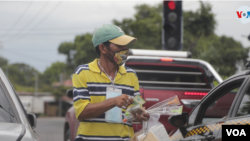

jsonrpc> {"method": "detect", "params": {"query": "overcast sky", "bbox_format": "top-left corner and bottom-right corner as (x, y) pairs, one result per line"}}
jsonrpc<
(0, 0), (249, 72)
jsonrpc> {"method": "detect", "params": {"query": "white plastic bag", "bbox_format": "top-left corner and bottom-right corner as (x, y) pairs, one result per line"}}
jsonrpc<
(130, 96), (182, 141)
(146, 95), (182, 115)
(147, 95), (180, 110)
(132, 114), (171, 141)
(147, 105), (183, 115)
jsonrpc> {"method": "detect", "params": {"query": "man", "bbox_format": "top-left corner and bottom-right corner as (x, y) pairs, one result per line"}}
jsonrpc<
(72, 24), (149, 141)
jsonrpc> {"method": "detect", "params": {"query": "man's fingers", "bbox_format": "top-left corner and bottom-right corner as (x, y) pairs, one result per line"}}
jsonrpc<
(143, 113), (150, 119)
(136, 113), (142, 121)
(141, 114), (148, 121)
(129, 98), (133, 105)
(122, 97), (127, 101)
(121, 101), (126, 107)
(122, 95), (133, 105)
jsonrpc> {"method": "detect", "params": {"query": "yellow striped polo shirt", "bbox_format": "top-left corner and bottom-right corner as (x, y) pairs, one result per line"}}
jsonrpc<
(72, 59), (140, 141)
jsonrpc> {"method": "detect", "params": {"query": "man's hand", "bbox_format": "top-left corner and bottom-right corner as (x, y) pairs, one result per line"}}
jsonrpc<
(113, 94), (133, 109)
(133, 111), (150, 122)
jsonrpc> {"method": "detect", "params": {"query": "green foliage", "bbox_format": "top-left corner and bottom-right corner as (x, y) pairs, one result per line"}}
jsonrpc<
(13, 84), (35, 92)
(58, 33), (99, 73)
(194, 35), (249, 77)
(0, 56), (8, 67)
(38, 61), (68, 93)
(182, 2), (249, 77)
(52, 86), (69, 100)
(56, 1), (249, 79)
(2, 1), (247, 98)
(41, 62), (67, 84)
(1, 63), (39, 92)
(58, 42), (75, 67)
(183, 1), (216, 37)
(5, 63), (38, 87)
(73, 33), (99, 67)
(113, 4), (163, 50)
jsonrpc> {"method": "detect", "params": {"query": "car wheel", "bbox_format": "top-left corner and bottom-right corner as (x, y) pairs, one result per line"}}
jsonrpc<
(65, 128), (71, 141)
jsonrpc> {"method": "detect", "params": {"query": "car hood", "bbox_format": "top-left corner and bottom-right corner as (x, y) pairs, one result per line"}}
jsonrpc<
(0, 122), (25, 140)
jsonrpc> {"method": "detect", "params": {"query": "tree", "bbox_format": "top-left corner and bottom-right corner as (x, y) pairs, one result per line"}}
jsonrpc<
(183, 1), (216, 37)
(6, 64), (26, 86)
(13, 63), (39, 86)
(0, 56), (8, 67)
(4, 63), (39, 92)
(41, 62), (67, 85)
(52, 86), (69, 100)
(57, 1), (249, 78)
(58, 42), (75, 65)
(73, 34), (99, 67)
(113, 4), (163, 50)
(194, 35), (249, 77)
(182, 2), (249, 77)
(58, 33), (98, 73)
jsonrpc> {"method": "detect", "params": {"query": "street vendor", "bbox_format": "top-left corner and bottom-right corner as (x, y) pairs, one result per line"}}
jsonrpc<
(72, 24), (149, 141)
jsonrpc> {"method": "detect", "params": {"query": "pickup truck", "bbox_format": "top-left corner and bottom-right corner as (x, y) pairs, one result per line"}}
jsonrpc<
(64, 49), (223, 141)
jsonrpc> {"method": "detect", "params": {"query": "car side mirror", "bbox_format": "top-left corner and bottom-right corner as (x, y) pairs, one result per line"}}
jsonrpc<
(27, 113), (37, 129)
(169, 112), (188, 137)
(66, 89), (73, 99)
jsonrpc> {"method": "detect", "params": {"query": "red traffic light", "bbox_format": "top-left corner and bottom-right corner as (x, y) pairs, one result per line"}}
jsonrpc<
(164, 1), (176, 10)
(168, 1), (176, 10)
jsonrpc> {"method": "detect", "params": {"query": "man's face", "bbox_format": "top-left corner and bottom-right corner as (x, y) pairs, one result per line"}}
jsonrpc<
(103, 43), (129, 66)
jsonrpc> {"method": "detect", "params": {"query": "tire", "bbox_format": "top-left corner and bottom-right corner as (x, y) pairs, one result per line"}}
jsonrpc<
(65, 128), (71, 141)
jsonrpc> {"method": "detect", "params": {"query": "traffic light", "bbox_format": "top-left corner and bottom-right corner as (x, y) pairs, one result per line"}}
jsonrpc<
(162, 0), (182, 50)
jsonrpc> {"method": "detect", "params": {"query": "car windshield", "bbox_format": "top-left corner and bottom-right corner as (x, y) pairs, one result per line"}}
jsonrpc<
(0, 80), (16, 123)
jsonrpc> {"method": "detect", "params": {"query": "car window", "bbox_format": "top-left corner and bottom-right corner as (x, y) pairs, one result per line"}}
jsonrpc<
(236, 86), (250, 117)
(187, 105), (200, 128)
(199, 78), (244, 124)
(0, 81), (16, 123)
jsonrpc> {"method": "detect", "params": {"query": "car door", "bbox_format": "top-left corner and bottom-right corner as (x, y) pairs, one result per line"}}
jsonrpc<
(170, 75), (249, 141)
(215, 75), (250, 140)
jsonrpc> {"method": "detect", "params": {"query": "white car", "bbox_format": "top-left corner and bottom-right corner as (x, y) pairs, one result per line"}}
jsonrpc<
(0, 68), (40, 141)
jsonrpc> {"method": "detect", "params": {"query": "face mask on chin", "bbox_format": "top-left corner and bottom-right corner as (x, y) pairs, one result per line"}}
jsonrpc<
(105, 47), (129, 66)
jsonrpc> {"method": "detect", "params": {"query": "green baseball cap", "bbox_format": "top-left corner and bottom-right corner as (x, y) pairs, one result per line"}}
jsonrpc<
(92, 24), (137, 48)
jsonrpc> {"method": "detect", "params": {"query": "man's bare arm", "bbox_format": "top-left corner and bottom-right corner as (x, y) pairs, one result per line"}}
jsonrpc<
(78, 94), (133, 121)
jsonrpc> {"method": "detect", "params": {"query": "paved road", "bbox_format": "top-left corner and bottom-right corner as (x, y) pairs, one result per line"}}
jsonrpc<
(35, 117), (65, 141)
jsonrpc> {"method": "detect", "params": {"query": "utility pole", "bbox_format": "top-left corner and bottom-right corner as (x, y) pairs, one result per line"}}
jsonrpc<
(58, 72), (64, 117)
(35, 72), (38, 97)
(59, 73), (63, 85)
(32, 72), (38, 114)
